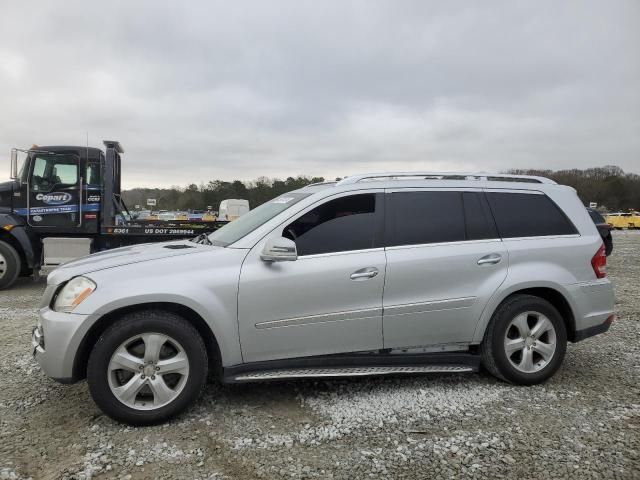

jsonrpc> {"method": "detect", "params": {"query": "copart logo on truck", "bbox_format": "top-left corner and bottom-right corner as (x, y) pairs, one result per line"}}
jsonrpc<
(35, 192), (72, 205)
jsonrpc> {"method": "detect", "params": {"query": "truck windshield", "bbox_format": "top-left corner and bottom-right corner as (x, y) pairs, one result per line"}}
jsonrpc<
(208, 192), (311, 246)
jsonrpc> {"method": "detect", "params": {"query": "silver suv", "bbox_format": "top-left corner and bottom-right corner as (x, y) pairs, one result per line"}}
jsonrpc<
(32, 172), (615, 425)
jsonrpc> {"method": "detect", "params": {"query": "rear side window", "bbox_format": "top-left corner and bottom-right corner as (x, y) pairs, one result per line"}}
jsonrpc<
(387, 191), (465, 246)
(386, 191), (499, 246)
(486, 192), (577, 238)
(283, 194), (380, 256)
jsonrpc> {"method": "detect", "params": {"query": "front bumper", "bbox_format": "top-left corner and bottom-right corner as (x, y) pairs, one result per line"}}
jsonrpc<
(32, 307), (91, 383)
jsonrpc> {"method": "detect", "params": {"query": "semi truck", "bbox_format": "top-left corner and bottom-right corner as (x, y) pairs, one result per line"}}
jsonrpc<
(0, 141), (226, 289)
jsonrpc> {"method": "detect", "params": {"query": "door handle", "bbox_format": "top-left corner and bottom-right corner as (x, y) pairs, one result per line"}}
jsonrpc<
(350, 268), (379, 280)
(477, 254), (502, 265)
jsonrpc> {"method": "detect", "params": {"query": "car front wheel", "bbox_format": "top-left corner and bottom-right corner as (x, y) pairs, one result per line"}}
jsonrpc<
(481, 294), (567, 385)
(87, 311), (208, 425)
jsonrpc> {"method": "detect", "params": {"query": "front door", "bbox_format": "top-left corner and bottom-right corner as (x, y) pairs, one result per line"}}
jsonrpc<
(237, 191), (386, 363)
(382, 189), (508, 348)
(27, 153), (81, 229)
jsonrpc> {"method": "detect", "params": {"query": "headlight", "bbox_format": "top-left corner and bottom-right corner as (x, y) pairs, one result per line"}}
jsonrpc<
(53, 276), (96, 312)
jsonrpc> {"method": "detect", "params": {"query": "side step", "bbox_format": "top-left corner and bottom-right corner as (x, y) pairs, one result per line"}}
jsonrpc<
(230, 364), (475, 382)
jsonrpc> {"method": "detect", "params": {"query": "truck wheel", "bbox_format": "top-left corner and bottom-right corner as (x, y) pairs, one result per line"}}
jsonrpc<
(87, 311), (208, 425)
(0, 241), (21, 290)
(480, 294), (567, 385)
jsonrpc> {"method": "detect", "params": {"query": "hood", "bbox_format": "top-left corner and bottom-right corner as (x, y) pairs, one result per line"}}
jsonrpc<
(0, 180), (15, 214)
(48, 240), (220, 285)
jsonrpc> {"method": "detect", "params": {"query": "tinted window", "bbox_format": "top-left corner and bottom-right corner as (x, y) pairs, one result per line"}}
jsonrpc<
(486, 192), (577, 238)
(387, 191), (465, 246)
(283, 194), (378, 255)
(463, 192), (498, 240)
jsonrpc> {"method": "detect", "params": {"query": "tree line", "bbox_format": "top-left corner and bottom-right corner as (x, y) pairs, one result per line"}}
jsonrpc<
(122, 175), (326, 212)
(507, 166), (639, 211)
(122, 166), (639, 213)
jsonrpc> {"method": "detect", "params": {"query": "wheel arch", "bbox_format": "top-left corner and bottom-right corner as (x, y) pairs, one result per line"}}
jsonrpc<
(474, 284), (577, 343)
(73, 302), (223, 381)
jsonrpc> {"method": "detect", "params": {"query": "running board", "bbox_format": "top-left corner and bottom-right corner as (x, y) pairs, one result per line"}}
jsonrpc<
(229, 364), (475, 383)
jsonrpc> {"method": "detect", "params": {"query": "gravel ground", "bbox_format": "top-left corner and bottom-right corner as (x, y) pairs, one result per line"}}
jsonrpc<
(1, 231), (639, 479)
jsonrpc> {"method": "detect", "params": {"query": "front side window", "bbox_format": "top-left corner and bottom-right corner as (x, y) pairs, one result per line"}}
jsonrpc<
(30, 155), (78, 191)
(486, 192), (577, 238)
(283, 194), (378, 256)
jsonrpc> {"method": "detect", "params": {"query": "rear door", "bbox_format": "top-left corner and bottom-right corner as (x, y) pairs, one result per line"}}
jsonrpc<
(26, 153), (82, 229)
(382, 189), (508, 348)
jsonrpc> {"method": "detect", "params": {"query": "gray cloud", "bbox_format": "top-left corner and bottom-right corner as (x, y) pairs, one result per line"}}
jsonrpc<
(0, 0), (638, 188)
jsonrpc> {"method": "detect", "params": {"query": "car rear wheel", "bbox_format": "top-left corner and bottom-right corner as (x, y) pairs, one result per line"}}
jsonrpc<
(0, 241), (21, 290)
(481, 294), (567, 385)
(87, 311), (208, 425)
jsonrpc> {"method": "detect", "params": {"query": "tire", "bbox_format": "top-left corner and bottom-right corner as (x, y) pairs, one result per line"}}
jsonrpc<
(0, 241), (21, 290)
(604, 233), (613, 256)
(480, 294), (567, 385)
(87, 310), (208, 425)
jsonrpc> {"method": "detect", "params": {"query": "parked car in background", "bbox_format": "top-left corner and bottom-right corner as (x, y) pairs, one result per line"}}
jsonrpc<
(32, 172), (614, 425)
(587, 208), (613, 256)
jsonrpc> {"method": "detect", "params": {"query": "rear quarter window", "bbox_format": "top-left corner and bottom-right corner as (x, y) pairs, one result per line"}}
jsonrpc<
(486, 192), (577, 238)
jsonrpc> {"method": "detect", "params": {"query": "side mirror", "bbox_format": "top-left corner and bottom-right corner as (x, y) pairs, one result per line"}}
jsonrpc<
(10, 149), (18, 179)
(261, 237), (297, 262)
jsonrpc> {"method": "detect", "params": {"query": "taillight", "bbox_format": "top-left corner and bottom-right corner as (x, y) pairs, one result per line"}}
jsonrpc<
(591, 244), (607, 278)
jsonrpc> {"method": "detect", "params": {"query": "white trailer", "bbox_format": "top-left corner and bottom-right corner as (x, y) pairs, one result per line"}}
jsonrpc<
(218, 199), (249, 221)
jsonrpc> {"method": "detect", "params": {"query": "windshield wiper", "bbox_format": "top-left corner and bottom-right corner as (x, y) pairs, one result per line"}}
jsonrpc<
(191, 233), (213, 245)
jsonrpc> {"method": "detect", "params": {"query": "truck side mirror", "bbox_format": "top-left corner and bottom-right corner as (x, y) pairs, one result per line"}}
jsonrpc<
(10, 149), (18, 179)
(261, 237), (298, 262)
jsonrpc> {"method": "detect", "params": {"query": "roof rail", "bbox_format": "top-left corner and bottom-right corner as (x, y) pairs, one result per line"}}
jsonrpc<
(335, 172), (556, 186)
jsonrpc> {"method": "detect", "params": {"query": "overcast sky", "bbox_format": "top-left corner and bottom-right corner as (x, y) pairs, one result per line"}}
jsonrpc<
(1, 1), (638, 188)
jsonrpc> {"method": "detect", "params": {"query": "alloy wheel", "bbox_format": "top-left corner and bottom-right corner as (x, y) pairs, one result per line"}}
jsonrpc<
(107, 333), (190, 410)
(504, 311), (557, 373)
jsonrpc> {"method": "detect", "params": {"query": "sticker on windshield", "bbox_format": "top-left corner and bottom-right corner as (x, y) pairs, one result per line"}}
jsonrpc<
(272, 197), (295, 204)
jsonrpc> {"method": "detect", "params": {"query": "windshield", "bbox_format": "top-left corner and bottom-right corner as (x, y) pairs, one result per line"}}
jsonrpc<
(208, 192), (311, 246)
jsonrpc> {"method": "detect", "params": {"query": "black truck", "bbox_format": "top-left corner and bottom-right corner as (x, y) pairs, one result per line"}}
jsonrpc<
(0, 141), (225, 289)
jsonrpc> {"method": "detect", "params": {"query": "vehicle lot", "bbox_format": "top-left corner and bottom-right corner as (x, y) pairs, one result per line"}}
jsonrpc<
(1, 231), (638, 480)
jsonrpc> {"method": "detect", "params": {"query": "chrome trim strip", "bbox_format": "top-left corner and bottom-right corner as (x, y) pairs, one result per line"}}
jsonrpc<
(385, 238), (502, 250)
(255, 307), (382, 329)
(297, 247), (385, 260)
(383, 297), (476, 317)
(502, 234), (581, 241)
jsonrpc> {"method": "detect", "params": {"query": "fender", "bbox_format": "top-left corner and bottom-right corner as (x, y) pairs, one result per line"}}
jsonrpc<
(0, 213), (39, 268)
(472, 276), (578, 344)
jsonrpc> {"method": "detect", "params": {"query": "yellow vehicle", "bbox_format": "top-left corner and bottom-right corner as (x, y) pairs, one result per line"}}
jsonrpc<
(604, 212), (640, 229)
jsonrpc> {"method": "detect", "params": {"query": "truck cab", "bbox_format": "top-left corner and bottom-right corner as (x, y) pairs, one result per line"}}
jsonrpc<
(0, 140), (223, 289)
